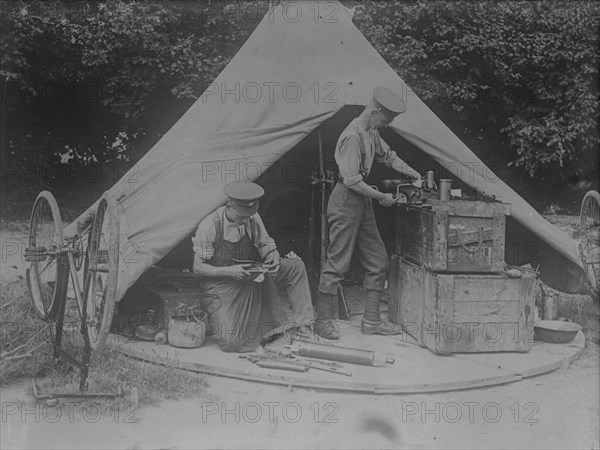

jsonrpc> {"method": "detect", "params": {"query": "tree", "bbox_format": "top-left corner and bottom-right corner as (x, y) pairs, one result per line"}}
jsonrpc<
(353, 1), (599, 183)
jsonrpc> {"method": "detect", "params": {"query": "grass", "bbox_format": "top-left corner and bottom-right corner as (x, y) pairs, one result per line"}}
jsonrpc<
(0, 279), (209, 407)
(0, 280), (53, 382)
(554, 288), (600, 345)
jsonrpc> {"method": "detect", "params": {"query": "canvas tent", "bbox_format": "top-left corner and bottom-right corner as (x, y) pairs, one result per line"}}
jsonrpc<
(68, 1), (586, 302)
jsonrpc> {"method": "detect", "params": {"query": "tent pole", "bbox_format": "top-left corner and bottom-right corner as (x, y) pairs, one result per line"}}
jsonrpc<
(308, 170), (317, 281)
(318, 129), (327, 269)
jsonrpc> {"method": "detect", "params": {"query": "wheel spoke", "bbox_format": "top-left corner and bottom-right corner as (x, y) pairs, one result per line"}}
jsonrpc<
(38, 258), (56, 277)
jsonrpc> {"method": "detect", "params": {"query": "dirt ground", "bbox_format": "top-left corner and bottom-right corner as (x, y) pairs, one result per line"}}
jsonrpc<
(1, 345), (598, 449)
(1, 223), (599, 449)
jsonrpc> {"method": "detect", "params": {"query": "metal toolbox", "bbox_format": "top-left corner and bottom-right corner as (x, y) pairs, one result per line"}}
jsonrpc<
(395, 199), (510, 272)
(388, 255), (536, 353)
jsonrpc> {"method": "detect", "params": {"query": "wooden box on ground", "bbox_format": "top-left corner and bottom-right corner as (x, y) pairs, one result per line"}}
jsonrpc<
(388, 255), (536, 353)
(395, 199), (510, 272)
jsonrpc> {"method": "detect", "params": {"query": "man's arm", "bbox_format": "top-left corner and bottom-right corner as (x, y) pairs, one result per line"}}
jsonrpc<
(191, 213), (251, 280)
(347, 180), (393, 201)
(389, 157), (421, 181)
(194, 261), (250, 280)
(376, 135), (421, 180)
(336, 133), (395, 204)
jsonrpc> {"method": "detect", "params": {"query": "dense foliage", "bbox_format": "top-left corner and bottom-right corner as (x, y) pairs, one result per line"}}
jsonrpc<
(1, 1), (267, 168)
(1, 0), (598, 205)
(354, 0), (599, 181)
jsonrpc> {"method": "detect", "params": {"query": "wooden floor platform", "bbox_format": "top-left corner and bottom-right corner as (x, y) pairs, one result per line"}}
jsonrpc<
(109, 308), (585, 394)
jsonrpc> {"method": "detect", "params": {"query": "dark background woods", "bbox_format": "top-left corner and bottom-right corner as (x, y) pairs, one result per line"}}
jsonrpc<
(1, 0), (598, 223)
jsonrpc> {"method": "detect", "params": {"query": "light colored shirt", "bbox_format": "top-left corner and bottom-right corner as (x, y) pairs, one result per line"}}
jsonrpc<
(192, 206), (277, 265)
(336, 118), (415, 186)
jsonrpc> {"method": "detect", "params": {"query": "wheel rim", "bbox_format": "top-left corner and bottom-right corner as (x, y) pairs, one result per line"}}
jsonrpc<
(28, 193), (63, 319)
(580, 191), (600, 292)
(83, 196), (118, 349)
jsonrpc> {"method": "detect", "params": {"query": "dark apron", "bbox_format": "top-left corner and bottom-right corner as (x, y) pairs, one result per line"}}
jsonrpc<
(202, 215), (286, 352)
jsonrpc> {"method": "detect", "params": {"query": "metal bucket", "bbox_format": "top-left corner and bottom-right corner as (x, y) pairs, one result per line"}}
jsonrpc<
(167, 309), (207, 349)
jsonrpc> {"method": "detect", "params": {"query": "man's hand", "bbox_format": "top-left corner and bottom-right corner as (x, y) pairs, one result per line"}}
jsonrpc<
(264, 249), (281, 275)
(378, 193), (396, 207)
(227, 264), (251, 280)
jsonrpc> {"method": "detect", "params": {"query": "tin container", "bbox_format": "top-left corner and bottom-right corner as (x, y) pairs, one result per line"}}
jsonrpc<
(541, 292), (559, 320)
(426, 171), (435, 190)
(439, 179), (452, 201)
(167, 309), (207, 348)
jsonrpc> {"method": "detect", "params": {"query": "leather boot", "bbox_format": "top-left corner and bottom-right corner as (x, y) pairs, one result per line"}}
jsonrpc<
(315, 292), (340, 340)
(361, 318), (403, 336)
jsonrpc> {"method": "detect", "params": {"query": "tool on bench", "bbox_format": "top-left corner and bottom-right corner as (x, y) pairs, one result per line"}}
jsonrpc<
(379, 171), (440, 206)
(286, 341), (395, 367)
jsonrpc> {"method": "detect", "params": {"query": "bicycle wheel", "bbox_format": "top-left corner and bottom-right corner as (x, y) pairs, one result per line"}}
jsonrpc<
(579, 190), (600, 294)
(26, 191), (69, 321)
(83, 193), (120, 350)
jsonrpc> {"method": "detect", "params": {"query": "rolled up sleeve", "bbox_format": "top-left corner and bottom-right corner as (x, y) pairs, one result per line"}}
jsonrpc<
(336, 134), (363, 186)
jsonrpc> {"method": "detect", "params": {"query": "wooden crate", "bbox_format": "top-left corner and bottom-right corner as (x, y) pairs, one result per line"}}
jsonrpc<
(395, 199), (510, 272)
(388, 255), (536, 353)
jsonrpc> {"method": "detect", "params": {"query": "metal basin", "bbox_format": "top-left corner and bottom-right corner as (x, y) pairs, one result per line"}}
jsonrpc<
(534, 320), (582, 343)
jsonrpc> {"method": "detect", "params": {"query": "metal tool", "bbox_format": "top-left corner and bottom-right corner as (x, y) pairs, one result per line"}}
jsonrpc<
(239, 354), (309, 373)
(32, 379), (126, 401)
(287, 341), (394, 367)
(338, 285), (350, 320)
(257, 348), (352, 376)
(289, 356), (352, 376)
(231, 260), (271, 274)
(374, 181), (421, 206)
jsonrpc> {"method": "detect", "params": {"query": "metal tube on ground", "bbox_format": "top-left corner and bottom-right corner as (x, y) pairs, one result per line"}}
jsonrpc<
(288, 341), (394, 366)
(255, 359), (309, 372)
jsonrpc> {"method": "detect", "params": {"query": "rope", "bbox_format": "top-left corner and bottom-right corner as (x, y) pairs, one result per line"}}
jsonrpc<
(456, 226), (485, 253)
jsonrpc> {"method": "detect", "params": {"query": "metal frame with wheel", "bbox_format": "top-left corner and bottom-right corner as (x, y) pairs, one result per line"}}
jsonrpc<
(25, 190), (122, 396)
(579, 190), (600, 295)
(83, 193), (120, 351)
(26, 191), (70, 321)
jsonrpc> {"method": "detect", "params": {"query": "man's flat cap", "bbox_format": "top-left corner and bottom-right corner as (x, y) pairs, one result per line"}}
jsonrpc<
(224, 181), (264, 216)
(373, 86), (406, 115)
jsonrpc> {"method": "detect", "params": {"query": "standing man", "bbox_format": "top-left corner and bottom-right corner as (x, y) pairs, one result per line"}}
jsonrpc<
(315, 86), (422, 340)
(193, 181), (315, 352)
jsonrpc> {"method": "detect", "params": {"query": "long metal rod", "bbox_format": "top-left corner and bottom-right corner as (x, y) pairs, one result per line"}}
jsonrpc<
(67, 252), (85, 314)
(65, 251), (93, 391)
(318, 129), (328, 269)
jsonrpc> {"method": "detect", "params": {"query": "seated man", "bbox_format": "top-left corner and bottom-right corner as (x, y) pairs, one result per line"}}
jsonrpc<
(192, 181), (315, 352)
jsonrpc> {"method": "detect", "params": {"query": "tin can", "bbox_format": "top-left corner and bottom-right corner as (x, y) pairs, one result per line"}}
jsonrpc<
(439, 179), (453, 201)
(168, 310), (207, 348)
(542, 293), (559, 320)
(426, 171), (435, 190)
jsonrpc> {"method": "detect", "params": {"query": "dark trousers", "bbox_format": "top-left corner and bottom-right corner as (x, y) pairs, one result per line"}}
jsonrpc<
(318, 183), (388, 295)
